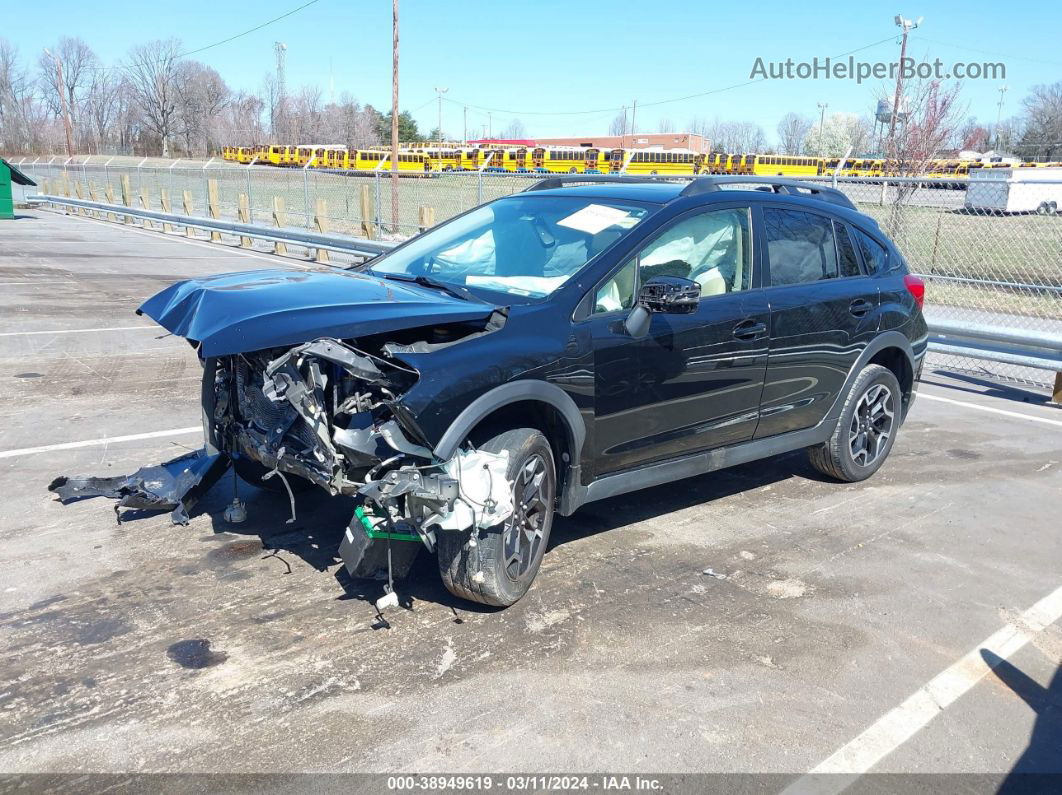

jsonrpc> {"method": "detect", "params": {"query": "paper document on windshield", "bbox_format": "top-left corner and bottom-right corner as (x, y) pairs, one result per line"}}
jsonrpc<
(557, 204), (632, 235)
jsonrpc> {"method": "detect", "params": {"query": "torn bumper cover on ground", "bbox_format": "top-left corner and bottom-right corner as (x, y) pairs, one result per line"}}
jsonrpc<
(48, 449), (230, 525)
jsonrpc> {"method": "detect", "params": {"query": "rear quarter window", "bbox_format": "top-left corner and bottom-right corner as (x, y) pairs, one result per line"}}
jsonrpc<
(854, 229), (890, 273)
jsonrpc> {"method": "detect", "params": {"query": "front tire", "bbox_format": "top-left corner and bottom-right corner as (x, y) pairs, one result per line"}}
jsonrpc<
(808, 364), (901, 482)
(437, 428), (556, 607)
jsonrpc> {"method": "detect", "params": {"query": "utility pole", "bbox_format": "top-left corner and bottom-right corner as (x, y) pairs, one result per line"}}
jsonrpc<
(994, 85), (1008, 152)
(888, 14), (922, 162)
(435, 87), (448, 143)
(817, 102), (828, 151)
(44, 49), (74, 158)
(620, 105), (628, 147)
(488, 111), (492, 138)
(391, 0), (399, 231)
(630, 100), (637, 144)
(463, 105), (468, 145)
(274, 42), (287, 136)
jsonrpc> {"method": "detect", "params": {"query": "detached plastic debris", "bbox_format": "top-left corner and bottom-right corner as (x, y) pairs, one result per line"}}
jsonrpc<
(702, 567), (727, 580)
(48, 449), (230, 525)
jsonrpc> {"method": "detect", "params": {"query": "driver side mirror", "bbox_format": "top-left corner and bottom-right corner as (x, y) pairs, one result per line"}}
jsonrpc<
(623, 276), (701, 338)
(639, 275), (701, 314)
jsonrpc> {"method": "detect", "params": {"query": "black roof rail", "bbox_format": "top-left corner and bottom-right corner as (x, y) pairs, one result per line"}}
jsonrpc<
(679, 176), (857, 210)
(522, 174), (684, 192)
(522, 173), (857, 211)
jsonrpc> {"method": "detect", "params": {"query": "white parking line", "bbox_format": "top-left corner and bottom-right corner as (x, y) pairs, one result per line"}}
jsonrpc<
(0, 427), (201, 459)
(919, 392), (1062, 428)
(782, 583), (1062, 793)
(0, 326), (155, 337)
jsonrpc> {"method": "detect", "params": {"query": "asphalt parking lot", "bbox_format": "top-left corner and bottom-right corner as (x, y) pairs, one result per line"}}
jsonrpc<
(0, 210), (1060, 783)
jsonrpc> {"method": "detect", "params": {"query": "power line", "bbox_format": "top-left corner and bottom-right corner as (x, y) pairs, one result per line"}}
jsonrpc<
(909, 35), (1062, 68)
(178, 0), (322, 58)
(440, 34), (899, 119)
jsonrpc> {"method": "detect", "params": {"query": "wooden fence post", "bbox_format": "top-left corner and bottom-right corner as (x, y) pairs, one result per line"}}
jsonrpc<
(160, 187), (173, 233)
(418, 205), (436, 232)
(88, 183), (99, 218)
(105, 185), (116, 222)
(73, 182), (86, 215)
(360, 183), (375, 239)
(237, 193), (252, 248)
(272, 196), (288, 256)
(207, 178), (221, 242)
(1053, 372), (1062, 406)
(313, 198), (330, 264)
(139, 190), (152, 229)
(119, 174), (133, 224)
(182, 190), (195, 238)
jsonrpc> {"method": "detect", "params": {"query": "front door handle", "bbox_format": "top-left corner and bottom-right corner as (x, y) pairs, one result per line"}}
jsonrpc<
(849, 299), (873, 317)
(733, 320), (767, 340)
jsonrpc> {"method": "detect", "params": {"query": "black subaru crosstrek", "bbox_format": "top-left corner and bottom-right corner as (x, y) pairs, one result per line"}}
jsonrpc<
(53, 176), (927, 608)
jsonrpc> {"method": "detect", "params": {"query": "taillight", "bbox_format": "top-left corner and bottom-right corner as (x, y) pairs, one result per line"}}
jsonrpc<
(903, 274), (925, 309)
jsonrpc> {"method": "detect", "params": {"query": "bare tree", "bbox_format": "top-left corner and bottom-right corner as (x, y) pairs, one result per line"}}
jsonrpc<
(499, 118), (527, 139)
(608, 110), (627, 136)
(889, 80), (965, 175)
(37, 36), (98, 144)
(174, 60), (229, 155)
(82, 67), (124, 153)
(777, 112), (811, 155)
(657, 117), (675, 133)
(1018, 82), (1062, 160)
(124, 39), (183, 156)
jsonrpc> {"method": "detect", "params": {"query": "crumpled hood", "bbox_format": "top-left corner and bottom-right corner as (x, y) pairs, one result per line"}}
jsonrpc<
(137, 269), (500, 356)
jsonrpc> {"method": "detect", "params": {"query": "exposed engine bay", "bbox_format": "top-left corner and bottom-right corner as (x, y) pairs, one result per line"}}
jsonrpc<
(50, 330), (517, 603)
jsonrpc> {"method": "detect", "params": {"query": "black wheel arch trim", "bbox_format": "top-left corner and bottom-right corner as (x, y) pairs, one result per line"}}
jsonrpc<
(823, 331), (917, 424)
(432, 380), (587, 471)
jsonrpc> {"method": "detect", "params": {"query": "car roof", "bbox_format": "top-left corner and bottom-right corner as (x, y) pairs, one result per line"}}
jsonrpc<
(519, 181), (882, 233)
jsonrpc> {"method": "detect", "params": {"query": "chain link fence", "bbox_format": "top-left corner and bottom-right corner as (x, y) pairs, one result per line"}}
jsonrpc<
(14, 159), (1061, 389)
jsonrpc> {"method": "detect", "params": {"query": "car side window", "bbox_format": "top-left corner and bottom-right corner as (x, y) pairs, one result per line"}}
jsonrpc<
(593, 207), (752, 314)
(835, 221), (862, 277)
(854, 229), (890, 273)
(764, 208), (843, 286)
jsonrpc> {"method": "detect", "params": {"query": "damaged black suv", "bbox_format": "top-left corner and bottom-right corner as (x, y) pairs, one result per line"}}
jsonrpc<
(53, 176), (927, 608)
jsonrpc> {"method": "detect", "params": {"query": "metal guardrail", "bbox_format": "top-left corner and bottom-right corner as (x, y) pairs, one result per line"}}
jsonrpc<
(26, 194), (397, 258)
(25, 192), (1062, 388)
(927, 319), (1062, 372)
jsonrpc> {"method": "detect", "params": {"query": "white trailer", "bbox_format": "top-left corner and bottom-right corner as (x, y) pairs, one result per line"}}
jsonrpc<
(965, 166), (1062, 214)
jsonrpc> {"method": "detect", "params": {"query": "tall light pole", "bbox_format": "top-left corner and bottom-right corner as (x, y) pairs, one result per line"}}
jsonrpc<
(888, 14), (922, 162)
(391, 0), (399, 231)
(44, 49), (74, 158)
(434, 87), (448, 143)
(994, 85), (1008, 152)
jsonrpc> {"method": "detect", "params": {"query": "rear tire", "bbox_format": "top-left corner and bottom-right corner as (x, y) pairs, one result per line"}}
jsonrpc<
(437, 428), (556, 607)
(808, 364), (901, 483)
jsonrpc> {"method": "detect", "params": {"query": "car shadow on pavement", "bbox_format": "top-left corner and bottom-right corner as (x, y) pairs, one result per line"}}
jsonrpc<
(547, 449), (820, 552)
(982, 649), (1062, 789)
(922, 371), (1057, 407)
(182, 450), (826, 612)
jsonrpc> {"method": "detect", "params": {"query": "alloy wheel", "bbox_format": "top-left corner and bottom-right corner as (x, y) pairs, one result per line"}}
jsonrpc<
(849, 383), (895, 467)
(502, 453), (553, 580)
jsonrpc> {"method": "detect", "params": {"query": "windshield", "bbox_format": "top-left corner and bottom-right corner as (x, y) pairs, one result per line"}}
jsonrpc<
(368, 195), (652, 298)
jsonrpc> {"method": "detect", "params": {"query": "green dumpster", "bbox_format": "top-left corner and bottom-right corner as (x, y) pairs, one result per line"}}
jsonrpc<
(0, 158), (36, 220)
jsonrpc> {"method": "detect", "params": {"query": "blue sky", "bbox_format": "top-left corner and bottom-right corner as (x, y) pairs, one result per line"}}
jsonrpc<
(12, 0), (1062, 142)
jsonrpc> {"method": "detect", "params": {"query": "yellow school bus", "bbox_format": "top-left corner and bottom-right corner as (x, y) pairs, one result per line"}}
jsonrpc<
(623, 149), (702, 175)
(235, 147), (258, 164)
(263, 145), (296, 166)
(750, 155), (824, 177)
(352, 150), (431, 173)
(222, 146), (239, 162)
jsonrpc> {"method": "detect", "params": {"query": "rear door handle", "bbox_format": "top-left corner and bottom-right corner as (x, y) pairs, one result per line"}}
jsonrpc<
(733, 320), (767, 340)
(849, 299), (873, 317)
